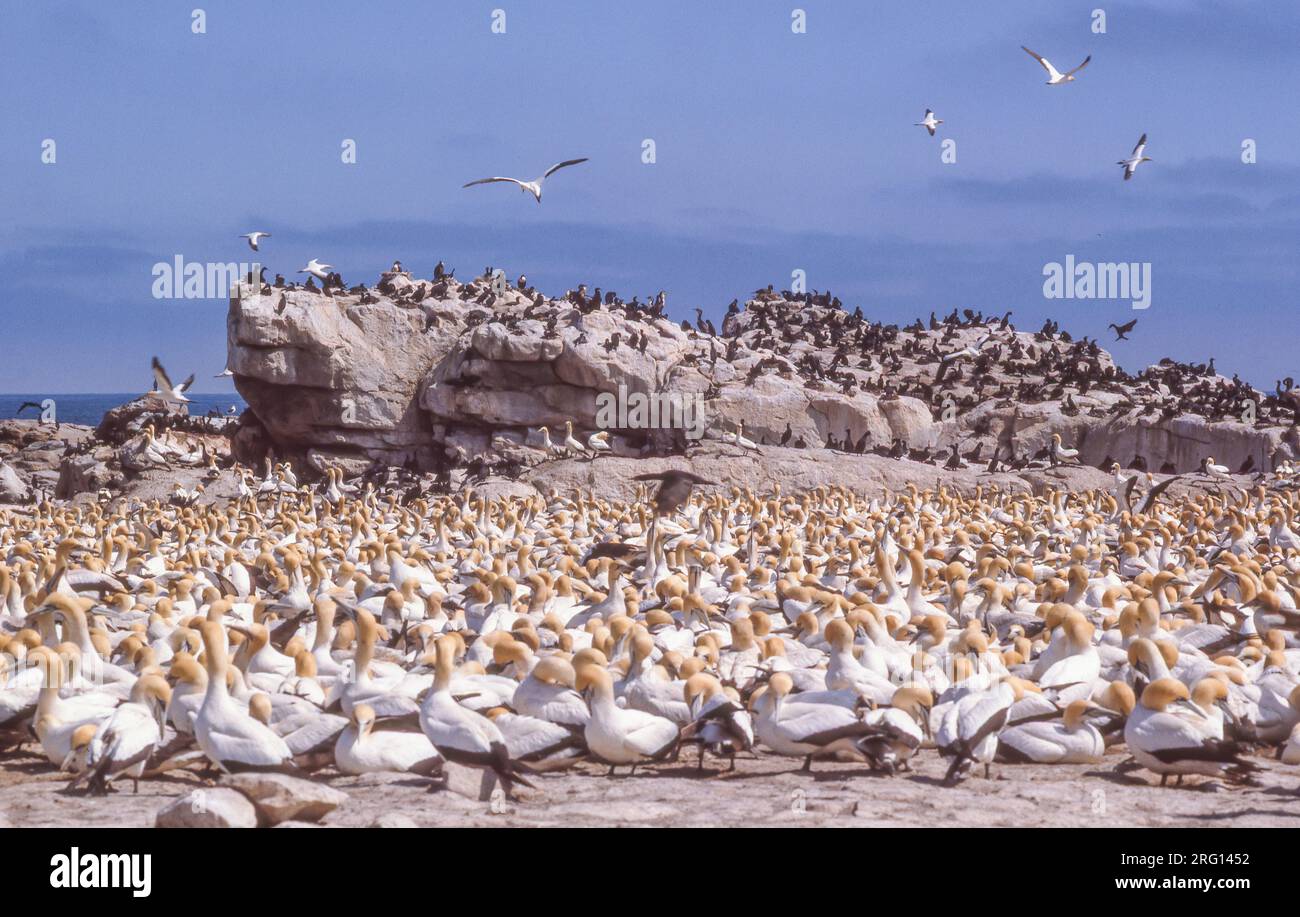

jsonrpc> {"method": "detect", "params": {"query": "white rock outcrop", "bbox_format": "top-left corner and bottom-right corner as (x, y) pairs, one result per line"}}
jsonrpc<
(226, 278), (1296, 486)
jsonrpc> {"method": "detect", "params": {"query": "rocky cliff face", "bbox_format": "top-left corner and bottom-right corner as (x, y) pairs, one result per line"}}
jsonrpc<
(225, 273), (1298, 480)
(227, 278), (941, 471)
(227, 279), (466, 471)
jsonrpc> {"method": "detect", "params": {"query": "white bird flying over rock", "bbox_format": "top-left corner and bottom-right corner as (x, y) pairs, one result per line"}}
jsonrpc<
(463, 158), (589, 203)
(150, 357), (193, 406)
(298, 259), (332, 282)
(240, 231), (271, 251)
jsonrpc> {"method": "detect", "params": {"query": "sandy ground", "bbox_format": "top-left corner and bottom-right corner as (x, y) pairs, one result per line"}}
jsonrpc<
(3, 745), (1299, 828)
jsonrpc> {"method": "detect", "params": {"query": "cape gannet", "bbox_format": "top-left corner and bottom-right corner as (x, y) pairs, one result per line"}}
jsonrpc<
(1020, 46), (1091, 85)
(462, 157), (589, 203)
(298, 259), (333, 282)
(1118, 134), (1152, 181)
(914, 108), (943, 136)
(239, 231), (271, 251)
(149, 357), (193, 406)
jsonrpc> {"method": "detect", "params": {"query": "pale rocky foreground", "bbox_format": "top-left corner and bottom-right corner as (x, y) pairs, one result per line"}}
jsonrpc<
(3, 747), (1298, 828)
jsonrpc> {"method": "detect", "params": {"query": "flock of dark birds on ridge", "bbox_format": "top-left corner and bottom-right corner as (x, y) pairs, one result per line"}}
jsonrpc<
(14, 261), (1300, 490)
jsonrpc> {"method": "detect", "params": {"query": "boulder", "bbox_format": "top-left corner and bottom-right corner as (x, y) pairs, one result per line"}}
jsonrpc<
(228, 284), (466, 465)
(221, 772), (347, 825)
(154, 788), (258, 828)
(307, 448), (374, 479)
(95, 396), (178, 445)
(441, 761), (499, 801)
(0, 463), (29, 503)
(56, 454), (119, 499)
(230, 411), (274, 467)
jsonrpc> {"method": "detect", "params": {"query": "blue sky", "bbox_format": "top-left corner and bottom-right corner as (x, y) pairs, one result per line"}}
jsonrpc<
(2, 0), (1297, 392)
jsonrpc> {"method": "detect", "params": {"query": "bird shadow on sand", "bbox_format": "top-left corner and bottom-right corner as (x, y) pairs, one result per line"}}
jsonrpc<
(1173, 807), (1298, 820)
(905, 773), (980, 788)
(568, 765), (658, 779)
(670, 765), (787, 782)
(603, 763), (727, 780)
(1083, 767), (1151, 787)
(337, 775), (440, 791)
(809, 767), (895, 782)
(83, 769), (205, 793)
(1, 758), (65, 776)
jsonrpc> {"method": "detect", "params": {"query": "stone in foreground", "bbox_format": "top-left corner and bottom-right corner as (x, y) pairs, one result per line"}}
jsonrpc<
(222, 773), (348, 825)
(154, 788), (258, 828)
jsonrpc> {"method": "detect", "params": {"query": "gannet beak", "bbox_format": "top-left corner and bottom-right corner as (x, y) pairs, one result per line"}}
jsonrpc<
(32, 605), (69, 623)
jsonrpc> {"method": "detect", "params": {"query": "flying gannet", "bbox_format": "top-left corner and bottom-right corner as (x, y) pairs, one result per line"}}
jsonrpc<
(463, 158), (589, 203)
(298, 259), (333, 282)
(914, 109), (943, 136)
(150, 357), (193, 406)
(1020, 46), (1091, 85)
(1118, 134), (1152, 181)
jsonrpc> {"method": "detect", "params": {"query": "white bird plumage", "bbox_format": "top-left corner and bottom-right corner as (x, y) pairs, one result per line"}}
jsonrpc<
(463, 157), (589, 203)
(1118, 133), (1152, 181)
(1021, 46), (1091, 85)
(298, 259), (332, 281)
(150, 356), (193, 406)
(914, 108), (943, 136)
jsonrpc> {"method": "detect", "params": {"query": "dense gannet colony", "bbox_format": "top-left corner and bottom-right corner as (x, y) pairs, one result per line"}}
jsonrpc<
(2, 464), (1300, 806)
